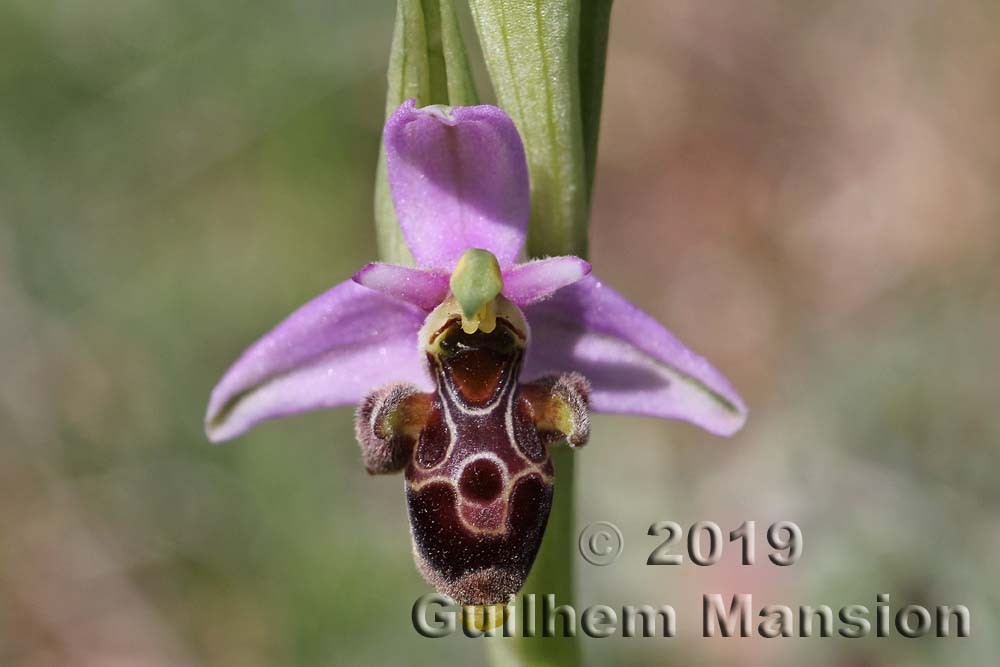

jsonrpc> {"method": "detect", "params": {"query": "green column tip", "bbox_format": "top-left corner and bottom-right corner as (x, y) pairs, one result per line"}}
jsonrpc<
(449, 248), (504, 334)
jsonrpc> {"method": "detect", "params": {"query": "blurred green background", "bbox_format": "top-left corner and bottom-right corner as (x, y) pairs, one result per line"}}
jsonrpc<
(2, 1), (998, 665)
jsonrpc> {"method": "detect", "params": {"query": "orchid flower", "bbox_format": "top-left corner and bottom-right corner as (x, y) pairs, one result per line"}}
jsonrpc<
(205, 99), (746, 606)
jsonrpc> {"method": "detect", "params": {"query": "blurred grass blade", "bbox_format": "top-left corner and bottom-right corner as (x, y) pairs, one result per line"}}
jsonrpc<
(468, 0), (588, 259)
(375, 0), (479, 265)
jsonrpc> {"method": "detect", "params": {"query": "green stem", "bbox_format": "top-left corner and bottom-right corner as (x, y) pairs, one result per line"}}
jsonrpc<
(468, 1), (613, 665)
(376, 3), (612, 663)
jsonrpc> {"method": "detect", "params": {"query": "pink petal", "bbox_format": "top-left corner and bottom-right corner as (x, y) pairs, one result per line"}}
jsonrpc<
(383, 100), (530, 270)
(502, 256), (592, 306)
(352, 263), (449, 310)
(206, 279), (430, 442)
(522, 275), (747, 436)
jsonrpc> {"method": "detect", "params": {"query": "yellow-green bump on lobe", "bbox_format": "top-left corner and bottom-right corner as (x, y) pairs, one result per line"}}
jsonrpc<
(449, 248), (504, 334)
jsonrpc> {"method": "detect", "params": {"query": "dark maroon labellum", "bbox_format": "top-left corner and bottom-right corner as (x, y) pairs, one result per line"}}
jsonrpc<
(355, 310), (590, 607)
(406, 320), (553, 606)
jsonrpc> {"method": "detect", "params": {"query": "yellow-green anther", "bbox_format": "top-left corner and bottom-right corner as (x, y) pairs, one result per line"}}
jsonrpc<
(449, 249), (504, 334)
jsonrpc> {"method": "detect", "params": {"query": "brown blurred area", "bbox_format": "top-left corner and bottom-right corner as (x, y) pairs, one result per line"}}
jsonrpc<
(585, 3), (1000, 665)
(596, 0), (1000, 394)
(2, 2), (998, 665)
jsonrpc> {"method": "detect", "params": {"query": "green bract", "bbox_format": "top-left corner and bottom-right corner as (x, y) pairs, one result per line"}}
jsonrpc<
(375, 0), (479, 265)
